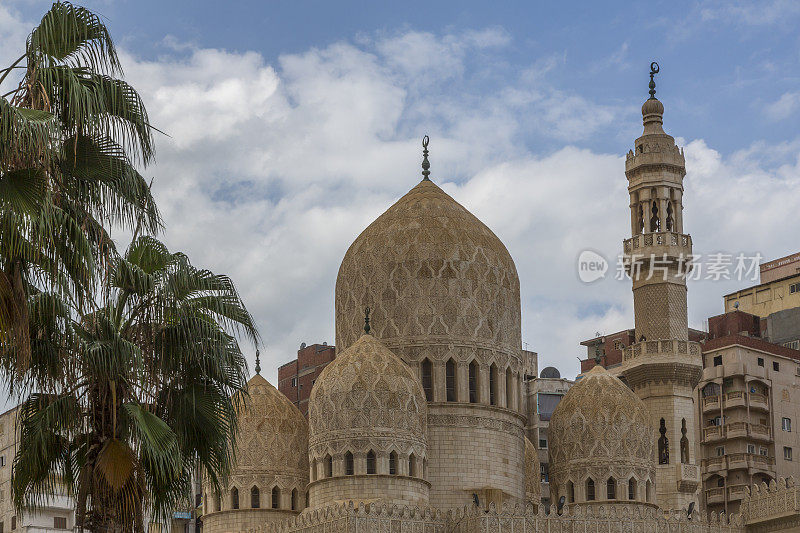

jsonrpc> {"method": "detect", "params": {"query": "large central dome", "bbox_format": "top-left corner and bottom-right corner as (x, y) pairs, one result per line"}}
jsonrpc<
(335, 178), (521, 368)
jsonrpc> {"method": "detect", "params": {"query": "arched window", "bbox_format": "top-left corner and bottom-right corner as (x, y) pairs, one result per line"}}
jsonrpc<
(305, 491), (310, 508)
(251, 486), (260, 508)
(271, 486), (280, 509)
(506, 368), (514, 409)
(421, 359), (433, 401)
(650, 200), (660, 232)
(586, 478), (595, 501)
(446, 359), (456, 402)
(606, 478), (616, 500)
(567, 481), (574, 503)
(489, 364), (498, 405)
(214, 493), (221, 512)
(646, 480), (652, 502)
(665, 202), (673, 231)
(291, 489), (298, 511)
(468, 361), (478, 403)
(231, 487), (239, 510)
(638, 204), (644, 234)
(366, 450), (376, 474)
(658, 418), (669, 464)
(345, 452), (354, 476)
(324, 454), (332, 477)
(409, 453), (417, 477)
(680, 418), (690, 464)
(628, 478), (637, 500)
(389, 451), (398, 475)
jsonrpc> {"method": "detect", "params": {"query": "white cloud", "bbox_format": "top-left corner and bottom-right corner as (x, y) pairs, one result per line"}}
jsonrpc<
(765, 91), (800, 120)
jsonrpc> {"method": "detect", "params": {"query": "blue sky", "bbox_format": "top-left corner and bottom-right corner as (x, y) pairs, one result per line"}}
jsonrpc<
(2, 0), (800, 381)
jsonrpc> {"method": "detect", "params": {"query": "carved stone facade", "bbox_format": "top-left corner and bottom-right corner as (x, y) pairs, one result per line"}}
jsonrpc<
(548, 366), (656, 510)
(524, 437), (542, 504)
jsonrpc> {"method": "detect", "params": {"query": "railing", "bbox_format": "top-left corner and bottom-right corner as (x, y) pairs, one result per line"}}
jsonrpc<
(624, 231), (692, 253)
(702, 453), (776, 474)
(728, 484), (749, 500)
(703, 425), (725, 440)
(703, 395), (720, 410)
(750, 392), (768, 408)
(702, 456), (725, 470)
(705, 487), (725, 503)
(623, 339), (702, 362)
(751, 423), (770, 437)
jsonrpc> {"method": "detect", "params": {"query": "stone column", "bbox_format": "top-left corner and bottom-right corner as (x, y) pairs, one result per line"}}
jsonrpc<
(433, 360), (446, 402)
(457, 362), (469, 402)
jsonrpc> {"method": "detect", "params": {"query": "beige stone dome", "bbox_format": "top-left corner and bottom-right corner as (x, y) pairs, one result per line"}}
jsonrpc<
(524, 437), (541, 505)
(641, 97), (664, 117)
(309, 333), (427, 445)
(334, 178), (521, 370)
(548, 366), (655, 505)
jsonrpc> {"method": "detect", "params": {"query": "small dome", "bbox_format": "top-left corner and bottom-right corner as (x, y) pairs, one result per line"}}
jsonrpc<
(548, 366), (655, 504)
(524, 437), (541, 504)
(641, 97), (664, 117)
(540, 366), (561, 379)
(233, 374), (309, 477)
(309, 333), (427, 443)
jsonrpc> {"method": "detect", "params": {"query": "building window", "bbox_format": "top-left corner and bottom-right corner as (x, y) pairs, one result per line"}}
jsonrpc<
(790, 282), (800, 294)
(409, 453), (417, 477)
(540, 463), (549, 482)
(716, 446), (725, 457)
(468, 361), (478, 403)
(539, 437), (547, 449)
(389, 451), (397, 475)
(421, 359), (433, 401)
(783, 418), (792, 432)
(784, 447), (793, 461)
(760, 446), (769, 457)
(53, 517), (67, 530)
(537, 393), (563, 422)
(445, 359), (456, 402)
(586, 478), (595, 501)
(713, 355), (722, 366)
(758, 357), (764, 367)
(231, 487), (239, 509)
(628, 479), (637, 500)
(271, 487), (280, 509)
(607, 478), (616, 500)
(613, 340), (622, 350)
(366, 450), (376, 474)
(291, 377), (297, 387)
(567, 481), (574, 503)
(324, 454), (332, 477)
(646, 481), (652, 502)
(658, 419), (669, 464)
(489, 363), (498, 406)
(774, 361), (780, 371)
(717, 477), (724, 487)
(291, 489), (298, 511)
(506, 368), (514, 409)
(344, 452), (354, 475)
(251, 486), (260, 509)
(747, 444), (755, 454)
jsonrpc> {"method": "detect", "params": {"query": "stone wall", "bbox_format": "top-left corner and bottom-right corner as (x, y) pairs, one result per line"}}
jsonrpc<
(739, 477), (800, 532)
(307, 475), (430, 509)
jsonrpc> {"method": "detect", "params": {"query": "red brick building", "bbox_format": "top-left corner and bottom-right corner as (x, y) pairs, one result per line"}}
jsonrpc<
(579, 328), (707, 373)
(277, 342), (336, 418)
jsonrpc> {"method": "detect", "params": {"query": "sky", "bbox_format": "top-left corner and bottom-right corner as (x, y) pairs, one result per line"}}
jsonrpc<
(2, 0), (800, 383)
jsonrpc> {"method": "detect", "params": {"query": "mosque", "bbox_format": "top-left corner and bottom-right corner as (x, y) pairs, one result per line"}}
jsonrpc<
(200, 70), (800, 532)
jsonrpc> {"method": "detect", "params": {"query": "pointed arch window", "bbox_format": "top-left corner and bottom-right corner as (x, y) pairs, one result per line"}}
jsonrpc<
(421, 359), (433, 401)
(666, 202), (674, 231)
(409, 453), (417, 477)
(251, 486), (260, 509)
(567, 481), (574, 503)
(271, 486), (280, 509)
(606, 478), (616, 500)
(658, 418), (670, 464)
(366, 450), (376, 474)
(680, 418), (690, 464)
(445, 359), (456, 402)
(489, 363), (498, 406)
(324, 454), (332, 477)
(646, 480), (652, 502)
(650, 200), (660, 232)
(586, 478), (595, 501)
(344, 452), (354, 476)
(506, 368), (514, 409)
(468, 361), (478, 403)
(231, 487), (239, 510)
(291, 489), (298, 511)
(638, 204), (645, 234)
(628, 478), (637, 500)
(389, 451), (398, 475)
(214, 493), (221, 512)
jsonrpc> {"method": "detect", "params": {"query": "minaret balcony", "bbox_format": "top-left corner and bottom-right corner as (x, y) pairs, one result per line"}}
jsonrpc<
(623, 231), (693, 274)
(621, 339), (703, 387)
(622, 339), (702, 362)
(676, 462), (700, 493)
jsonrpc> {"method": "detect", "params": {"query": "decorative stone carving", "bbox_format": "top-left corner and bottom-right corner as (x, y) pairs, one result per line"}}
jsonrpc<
(524, 437), (541, 504)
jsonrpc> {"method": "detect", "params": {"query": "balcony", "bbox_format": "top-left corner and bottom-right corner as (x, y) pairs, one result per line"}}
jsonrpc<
(676, 463), (700, 492)
(725, 391), (747, 409)
(703, 395), (721, 413)
(623, 232), (693, 269)
(750, 392), (769, 411)
(751, 423), (771, 441)
(706, 487), (725, 505)
(750, 454), (776, 473)
(728, 484), (749, 501)
(702, 456), (726, 473)
(703, 425), (725, 443)
(727, 453), (748, 470)
(726, 421), (749, 439)
(622, 339), (702, 362)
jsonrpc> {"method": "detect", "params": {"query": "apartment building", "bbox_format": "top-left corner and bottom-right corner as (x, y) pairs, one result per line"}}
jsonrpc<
(523, 366), (573, 507)
(697, 310), (800, 516)
(277, 342), (336, 418)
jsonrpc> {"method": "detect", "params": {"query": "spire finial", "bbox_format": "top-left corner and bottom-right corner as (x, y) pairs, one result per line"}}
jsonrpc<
(364, 307), (371, 334)
(254, 349), (261, 375)
(421, 135), (431, 181)
(648, 61), (660, 99)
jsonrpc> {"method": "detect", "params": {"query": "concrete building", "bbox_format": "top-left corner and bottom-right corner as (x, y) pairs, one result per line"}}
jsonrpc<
(523, 366), (574, 507)
(724, 252), (800, 321)
(277, 343), (336, 418)
(580, 328), (707, 374)
(697, 309), (800, 516)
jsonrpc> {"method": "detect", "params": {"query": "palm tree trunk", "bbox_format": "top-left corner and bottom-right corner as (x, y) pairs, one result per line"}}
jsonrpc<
(7, 260), (30, 374)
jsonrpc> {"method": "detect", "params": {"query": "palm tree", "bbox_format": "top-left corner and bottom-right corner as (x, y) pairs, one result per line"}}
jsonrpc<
(0, 2), (160, 376)
(12, 236), (259, 532)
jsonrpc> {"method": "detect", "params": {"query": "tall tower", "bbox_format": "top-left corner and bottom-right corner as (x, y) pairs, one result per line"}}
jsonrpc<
(620, 63), (702, 511)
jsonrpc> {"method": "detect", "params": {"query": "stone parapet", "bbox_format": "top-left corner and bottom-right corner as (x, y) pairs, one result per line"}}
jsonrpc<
(740, 477), (800, 531)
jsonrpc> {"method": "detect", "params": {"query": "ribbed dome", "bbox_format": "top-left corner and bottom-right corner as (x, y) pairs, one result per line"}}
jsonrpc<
(642, 97), (664, 117)
(548, 366), (655, 502)
(335, 178), (521, 370)
(524, 437), (541, 504)
(309, 333), (427, 443)
(232, 374), (309, 477)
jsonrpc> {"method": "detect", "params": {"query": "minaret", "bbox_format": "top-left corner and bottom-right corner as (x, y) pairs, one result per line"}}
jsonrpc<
(620, 63), (702, 511)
